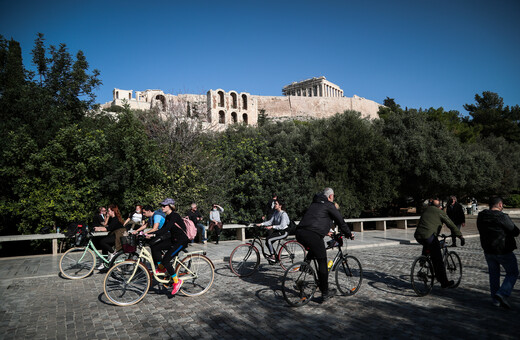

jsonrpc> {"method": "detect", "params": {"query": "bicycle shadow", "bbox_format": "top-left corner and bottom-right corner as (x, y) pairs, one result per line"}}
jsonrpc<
(362, 270), (416, 297)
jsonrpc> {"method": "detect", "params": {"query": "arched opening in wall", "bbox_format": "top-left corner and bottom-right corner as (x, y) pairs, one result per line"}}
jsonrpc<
(231, 112), (237, 124)
(129, 93), (131, 100)
(187, 102), (191, 117)
(218, 91), (225, 107)
(116, 91), (119, 99)
(219, 110), (225, 124)
(231, 93), (237, 109)
(242, 94), (248, 109)
(155, 95), (166, 111)
(242, 113), (248, 125)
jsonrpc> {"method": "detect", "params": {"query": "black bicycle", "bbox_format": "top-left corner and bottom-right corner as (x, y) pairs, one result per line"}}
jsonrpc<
(229, 224), (306, 277)
(281, 232), (363, 307)
(410, 234), (463, 296)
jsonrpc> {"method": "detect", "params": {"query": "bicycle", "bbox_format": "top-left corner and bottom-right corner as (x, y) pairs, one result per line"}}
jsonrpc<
(410, 233), (463, 296)
(229, 224), (306, 277)
(59, 227), (135, 280)
(281, 232), (363, 307)
(103, 234), (215, 306)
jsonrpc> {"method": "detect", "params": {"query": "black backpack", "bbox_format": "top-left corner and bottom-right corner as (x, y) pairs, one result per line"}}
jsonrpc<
(286, 219), (298, 235)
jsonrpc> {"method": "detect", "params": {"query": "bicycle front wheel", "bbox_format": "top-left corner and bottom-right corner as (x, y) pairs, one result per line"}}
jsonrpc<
(335, 255), (363, 296)
(176, 254), (215, 296)
(411, 255), (434, 296)
(229, 244), (260, 277)
(282, 262), (317, 307)
(278, 240), (306, 271)
(445, 251), (462, 288)
(104, 261), (150, 306)
(59, 247), (96, 279)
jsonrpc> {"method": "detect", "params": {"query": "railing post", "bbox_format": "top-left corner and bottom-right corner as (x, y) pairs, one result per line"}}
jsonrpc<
(353, 222), (363, 232)
(52, 238), (58, 255)
(396, 220), (407, 229)
(375, 221), (386, 231)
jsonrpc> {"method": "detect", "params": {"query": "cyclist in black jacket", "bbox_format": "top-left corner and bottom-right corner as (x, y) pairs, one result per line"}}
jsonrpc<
(296, 188), (353, 301)
(148, 198), (189, 295)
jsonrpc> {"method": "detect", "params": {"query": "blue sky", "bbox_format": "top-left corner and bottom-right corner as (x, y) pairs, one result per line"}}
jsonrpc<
(1, 0), (519, 114)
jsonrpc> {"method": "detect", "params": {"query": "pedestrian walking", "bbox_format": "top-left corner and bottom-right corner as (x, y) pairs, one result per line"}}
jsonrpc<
(477, 196), (519, 309)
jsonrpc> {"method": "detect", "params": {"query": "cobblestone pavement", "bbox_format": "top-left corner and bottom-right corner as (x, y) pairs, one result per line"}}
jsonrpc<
(1, 226), (519, 339)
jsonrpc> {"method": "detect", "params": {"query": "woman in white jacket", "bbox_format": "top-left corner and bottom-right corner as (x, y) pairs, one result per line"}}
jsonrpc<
(256, 199), (289, 262)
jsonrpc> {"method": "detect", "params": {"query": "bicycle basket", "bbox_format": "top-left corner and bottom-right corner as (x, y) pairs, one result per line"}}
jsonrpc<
(121, 234), (137, 253)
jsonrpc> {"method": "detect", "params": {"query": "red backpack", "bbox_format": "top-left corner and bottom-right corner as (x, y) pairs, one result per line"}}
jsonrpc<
(176, 217), (197, 240)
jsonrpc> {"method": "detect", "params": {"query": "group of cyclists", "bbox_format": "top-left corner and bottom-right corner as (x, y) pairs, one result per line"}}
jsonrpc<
(91, 200), (187, 295)
(88, 187), (472, 302)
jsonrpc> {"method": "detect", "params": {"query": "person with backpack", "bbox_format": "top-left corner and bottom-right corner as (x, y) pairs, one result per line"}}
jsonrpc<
(256, 198), (289, 263)
(186, 203), (207, 244)
(131, 205), (166, 235)
(147, 198), (189, 295)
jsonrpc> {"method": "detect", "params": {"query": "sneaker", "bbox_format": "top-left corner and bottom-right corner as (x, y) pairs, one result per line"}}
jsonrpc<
(97, 263), (105, 270)
(441, 280), (455, 289)
(267, 255), (276, 264)
(492, 299), (501, 307)
(171, 279), (183, 295)
(494, 293), (511, 309)
(107, 252), (116, 262)
(322, 288), (337, 302)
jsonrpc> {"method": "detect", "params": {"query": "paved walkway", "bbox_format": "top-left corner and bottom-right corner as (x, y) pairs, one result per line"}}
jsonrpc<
(1, 217), (519, 339)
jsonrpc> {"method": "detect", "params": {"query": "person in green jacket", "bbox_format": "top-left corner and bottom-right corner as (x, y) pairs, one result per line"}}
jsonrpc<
(414, 197), (465, 288)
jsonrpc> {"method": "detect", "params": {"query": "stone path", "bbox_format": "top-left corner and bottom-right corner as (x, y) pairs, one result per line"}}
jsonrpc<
(1, 217), (519, 339)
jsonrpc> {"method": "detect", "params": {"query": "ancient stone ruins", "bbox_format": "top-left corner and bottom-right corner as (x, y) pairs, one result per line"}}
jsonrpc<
(101, 76), (382, 130)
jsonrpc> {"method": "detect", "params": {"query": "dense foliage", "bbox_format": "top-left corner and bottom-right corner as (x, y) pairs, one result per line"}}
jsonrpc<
(1, 34), (519, 242)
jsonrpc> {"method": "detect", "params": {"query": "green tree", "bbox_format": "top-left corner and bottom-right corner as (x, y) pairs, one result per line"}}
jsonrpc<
(377, 109), (470, 208)
(464, 91), (520, 143)
(309, 111), (398, 217)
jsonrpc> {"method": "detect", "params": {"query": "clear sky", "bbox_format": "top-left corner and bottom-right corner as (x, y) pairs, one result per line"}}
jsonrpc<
(1, 0), (519, 114)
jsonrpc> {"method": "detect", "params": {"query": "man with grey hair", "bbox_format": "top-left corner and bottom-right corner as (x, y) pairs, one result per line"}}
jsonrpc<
(296, 188), (353, 302)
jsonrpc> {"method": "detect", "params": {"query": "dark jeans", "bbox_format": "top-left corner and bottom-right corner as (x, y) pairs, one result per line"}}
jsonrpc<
(162, 240), (189, 276)
(485, 252), (519, 299)
(417, 235), (449, 285)
(296, 228), (328, 293)
(98, 234), (115, 255)
(151, 238), (172, 265)
(451, 224), (462, 245)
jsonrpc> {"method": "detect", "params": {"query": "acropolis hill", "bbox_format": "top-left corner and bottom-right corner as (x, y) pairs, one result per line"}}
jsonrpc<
(101, 76), (382, 130)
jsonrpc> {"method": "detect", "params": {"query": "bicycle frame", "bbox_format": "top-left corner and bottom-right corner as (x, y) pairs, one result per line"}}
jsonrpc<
(246, 225), (289, 260)
(125, 244), (205, 285)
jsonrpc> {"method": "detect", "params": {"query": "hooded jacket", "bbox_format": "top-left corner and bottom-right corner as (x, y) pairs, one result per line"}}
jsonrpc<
(477, 209), (519, 255)
(298, 193), (352, 237)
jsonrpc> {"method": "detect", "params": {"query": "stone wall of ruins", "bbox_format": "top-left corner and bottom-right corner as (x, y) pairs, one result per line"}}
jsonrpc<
(254, 95), (381, 120)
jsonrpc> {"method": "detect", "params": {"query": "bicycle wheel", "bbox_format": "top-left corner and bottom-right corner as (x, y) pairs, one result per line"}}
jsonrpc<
(335, 255), (363, 296)
(108, 251), (138, 269)
(445, 251), (462, 288)
(229, 244), (260, 277)
(278, 240), (306, 271)
(103, 261), (151, 306)
(59, 247), (96, 279)
(176, 254), (215, 297)
(282, 262), (317, 307)
(411, 255), (434, 296)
